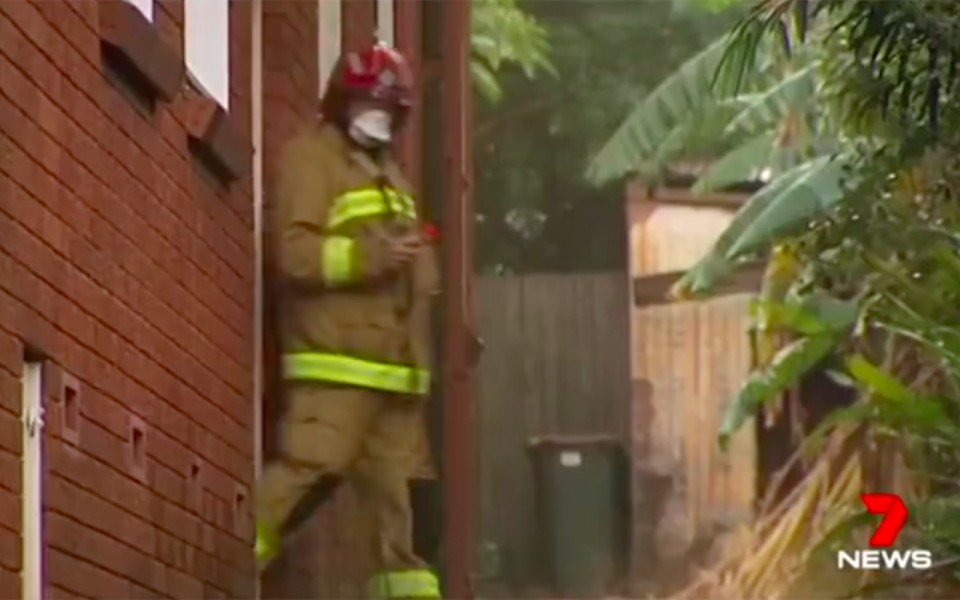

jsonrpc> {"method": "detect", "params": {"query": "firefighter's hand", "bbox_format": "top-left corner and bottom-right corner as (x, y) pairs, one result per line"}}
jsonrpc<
(386, 234), (423, 270)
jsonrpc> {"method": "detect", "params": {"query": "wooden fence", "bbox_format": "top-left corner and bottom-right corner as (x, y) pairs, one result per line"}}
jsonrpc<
(474, 273), (632, 594)
(628, 293), (756, 588)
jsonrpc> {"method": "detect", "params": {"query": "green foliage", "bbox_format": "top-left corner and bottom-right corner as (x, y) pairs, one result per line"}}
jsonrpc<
(618, 2), (960, 593)
(719, 333), (836, 450)
(585, 33), (736, 184)
(719, 292), (859, 449)
(474, 1), (740, 272)
(674, 154), (855, 296)
(672, 0), (751, 15)
(471, 0), (555, 104)
(723, 1), (960, 137)
(723, 63), (817, 137)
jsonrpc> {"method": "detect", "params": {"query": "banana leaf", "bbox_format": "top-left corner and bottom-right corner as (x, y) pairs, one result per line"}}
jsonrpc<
(674, 158), (815, 294)
(675, 153), (856, 297)
(586, 33), (733, 185)
(752, 293), (858, 336)
(723, 63), (818, 137)
(690, 131), (778, 194)
(641, 99), (753, 182)
(718, 333), (838, 449)
(726, 152), (854, 257)
(845, 354), (949, 431)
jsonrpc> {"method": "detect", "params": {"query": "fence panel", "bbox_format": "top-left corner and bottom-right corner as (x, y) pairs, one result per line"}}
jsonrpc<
(629, 292), (756, 590)
(475, 272), (632, 594)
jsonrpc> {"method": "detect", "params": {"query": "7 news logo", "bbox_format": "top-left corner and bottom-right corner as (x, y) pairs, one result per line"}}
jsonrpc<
(836, 493), (932, 570)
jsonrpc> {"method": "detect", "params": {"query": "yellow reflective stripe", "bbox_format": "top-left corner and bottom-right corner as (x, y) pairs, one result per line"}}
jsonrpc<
(368, 570), (440, 599)
(329, 191), (415, 227)
(255, 520), (279, 566)
(347, 186), (414, 212)
(328, 188), (417, 229)
(283, 353), (430, 394)
(321, 236), (356, 284)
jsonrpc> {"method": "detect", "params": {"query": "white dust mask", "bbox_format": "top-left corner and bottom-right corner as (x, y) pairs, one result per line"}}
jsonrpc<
(348, 109), (392, 146)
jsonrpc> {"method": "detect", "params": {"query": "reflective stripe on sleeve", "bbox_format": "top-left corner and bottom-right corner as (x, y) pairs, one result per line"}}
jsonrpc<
(321, 235), (356, 284)
(328, 187), (417, 229)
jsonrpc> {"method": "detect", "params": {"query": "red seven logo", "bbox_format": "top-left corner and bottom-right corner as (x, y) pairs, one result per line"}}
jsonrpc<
(861, 493), (909, 547)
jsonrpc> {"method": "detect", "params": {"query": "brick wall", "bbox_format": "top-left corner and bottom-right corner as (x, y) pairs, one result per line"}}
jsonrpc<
(0, 1), (256, 597)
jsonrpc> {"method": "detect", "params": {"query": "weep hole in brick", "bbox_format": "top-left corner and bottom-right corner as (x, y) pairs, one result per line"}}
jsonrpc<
(188, 457), (204, 513)
(127, 414), (149, 482)
(59, 371), (82, 445)
(232, 483), (250, 538)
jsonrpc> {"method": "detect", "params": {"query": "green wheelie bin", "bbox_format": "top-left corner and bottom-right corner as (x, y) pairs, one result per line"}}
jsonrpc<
(528, 435), (628, 599)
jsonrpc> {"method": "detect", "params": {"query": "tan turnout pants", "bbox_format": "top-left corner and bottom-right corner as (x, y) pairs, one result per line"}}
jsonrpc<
(257, 382), (428, 573)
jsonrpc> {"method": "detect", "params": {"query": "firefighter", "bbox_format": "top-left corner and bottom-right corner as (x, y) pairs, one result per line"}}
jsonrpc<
(256, 40), (441, 600)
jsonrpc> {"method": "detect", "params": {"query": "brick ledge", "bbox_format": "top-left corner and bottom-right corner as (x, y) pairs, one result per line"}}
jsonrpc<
(98, 0), (184, 103)
(184, 92), (253, 184)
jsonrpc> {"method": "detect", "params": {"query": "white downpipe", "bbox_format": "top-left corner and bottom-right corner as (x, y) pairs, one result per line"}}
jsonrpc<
(21, 361), (43, 600)
(251, 0), (264, 594)
(376, 0), (395, 46)
(252, 0), (264, 478)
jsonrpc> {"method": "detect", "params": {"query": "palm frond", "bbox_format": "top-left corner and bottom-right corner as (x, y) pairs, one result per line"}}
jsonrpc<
(719, 0), (960, 137)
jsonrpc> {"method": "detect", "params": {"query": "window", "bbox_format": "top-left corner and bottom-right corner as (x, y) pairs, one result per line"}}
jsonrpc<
(185, 0), (231, 109)
(376, 0), (394, 46)
(124, 0), (154, 22)
(318, 0), (342, 94)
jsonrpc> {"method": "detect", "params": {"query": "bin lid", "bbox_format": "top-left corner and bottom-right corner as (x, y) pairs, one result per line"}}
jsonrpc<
(526, 434), (622, 452)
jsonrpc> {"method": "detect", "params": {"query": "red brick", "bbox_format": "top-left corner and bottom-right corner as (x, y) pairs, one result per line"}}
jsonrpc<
(47, 549), (134, 599)
(1, 1), (256, 595)
(47, 584), (84, 600)
(0, 449), (21, 495)
(0, 334), (23, 379)
(0, 525), (20, 571)
(0, 409), (21, 457)
(0, 488), (20, 533)
(45, 475), (156, 553)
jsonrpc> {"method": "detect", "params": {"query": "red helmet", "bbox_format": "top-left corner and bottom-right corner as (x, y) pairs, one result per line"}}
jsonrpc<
(320, 41), (414, 132)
